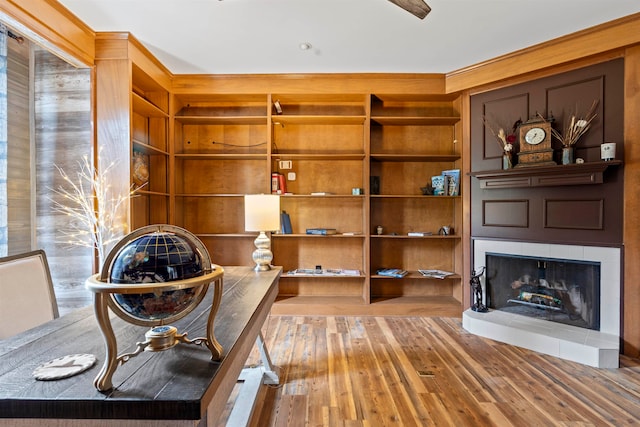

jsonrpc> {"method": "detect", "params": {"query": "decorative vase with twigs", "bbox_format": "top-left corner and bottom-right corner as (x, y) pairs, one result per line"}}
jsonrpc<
(545, 100), (599, 165)
(482, 116), (521, 169)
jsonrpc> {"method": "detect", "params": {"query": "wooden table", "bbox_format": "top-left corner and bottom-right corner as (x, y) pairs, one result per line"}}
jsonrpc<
(0, 266), (281, 426)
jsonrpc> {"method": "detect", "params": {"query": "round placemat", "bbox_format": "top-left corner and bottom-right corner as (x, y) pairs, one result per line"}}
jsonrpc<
(33, 353), (97, 381)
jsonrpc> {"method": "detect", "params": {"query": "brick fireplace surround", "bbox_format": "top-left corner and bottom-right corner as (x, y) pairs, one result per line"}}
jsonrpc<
(463, 239), (620, 368)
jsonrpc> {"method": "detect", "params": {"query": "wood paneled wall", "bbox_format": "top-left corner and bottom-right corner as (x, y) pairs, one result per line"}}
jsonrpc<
(469, 59), (624, 246)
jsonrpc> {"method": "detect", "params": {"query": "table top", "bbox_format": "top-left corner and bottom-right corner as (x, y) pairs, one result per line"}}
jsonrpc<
(0, 266), (281, 421)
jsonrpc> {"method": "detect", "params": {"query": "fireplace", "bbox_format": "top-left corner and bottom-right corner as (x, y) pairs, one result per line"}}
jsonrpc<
(463, 239), (621, 368)
(485, 253), (600, 330)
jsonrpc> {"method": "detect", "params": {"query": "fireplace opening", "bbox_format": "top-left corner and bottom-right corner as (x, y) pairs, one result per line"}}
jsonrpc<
(485, 253), (601, 330)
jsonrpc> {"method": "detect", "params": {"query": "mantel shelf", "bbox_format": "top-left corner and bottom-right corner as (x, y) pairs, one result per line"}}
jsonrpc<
(470, 160), (622, 189)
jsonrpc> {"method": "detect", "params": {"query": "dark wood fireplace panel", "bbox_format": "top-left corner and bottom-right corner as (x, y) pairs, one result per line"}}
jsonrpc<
(544, 199), (604, 230)
(546, 76), (606, 161)
(471, 59), (624, 246)
(482, 200), (528, 228)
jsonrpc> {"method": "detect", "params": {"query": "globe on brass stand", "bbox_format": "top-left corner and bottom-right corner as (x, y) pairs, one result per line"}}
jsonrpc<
(85, 224), (224, 392)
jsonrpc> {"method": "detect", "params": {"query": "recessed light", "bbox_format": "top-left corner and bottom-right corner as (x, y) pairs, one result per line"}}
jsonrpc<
(299, 42), (312, 51)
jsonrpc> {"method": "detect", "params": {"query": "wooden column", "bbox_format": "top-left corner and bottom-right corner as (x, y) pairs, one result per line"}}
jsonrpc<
(623, 44), (640, 357)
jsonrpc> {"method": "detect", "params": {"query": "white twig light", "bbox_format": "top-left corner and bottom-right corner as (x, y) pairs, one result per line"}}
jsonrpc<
(49, 155), (136, 270)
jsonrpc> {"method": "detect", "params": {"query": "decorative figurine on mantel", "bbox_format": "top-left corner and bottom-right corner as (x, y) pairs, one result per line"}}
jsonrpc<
(470, 266), (488, 313)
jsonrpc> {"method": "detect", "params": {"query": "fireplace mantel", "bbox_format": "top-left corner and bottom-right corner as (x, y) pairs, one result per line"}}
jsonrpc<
(470, 160), (622, 189)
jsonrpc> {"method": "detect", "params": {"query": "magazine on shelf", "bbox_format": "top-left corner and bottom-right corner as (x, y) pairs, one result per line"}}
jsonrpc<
(286, 268), (360, 276)
(306, 228), (337, 235)
(376, 268), (408, 278)
(442, 169), (460, 196)
(407, 231), (432, 236)
(418, 269), (455, 279)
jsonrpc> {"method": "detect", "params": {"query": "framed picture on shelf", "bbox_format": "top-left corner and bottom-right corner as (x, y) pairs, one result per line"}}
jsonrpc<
(132, 151), (149, 188)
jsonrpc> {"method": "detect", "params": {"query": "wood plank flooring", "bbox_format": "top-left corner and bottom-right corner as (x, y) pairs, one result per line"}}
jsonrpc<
(229, 316), (640, 427)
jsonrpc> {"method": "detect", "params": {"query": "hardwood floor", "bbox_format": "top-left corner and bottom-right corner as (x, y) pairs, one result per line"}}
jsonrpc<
(232, 316), (640, 427)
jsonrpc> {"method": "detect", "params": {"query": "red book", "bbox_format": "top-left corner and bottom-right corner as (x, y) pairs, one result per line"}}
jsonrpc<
(271, 173), (280, 194)
(277, 173), (287, 194)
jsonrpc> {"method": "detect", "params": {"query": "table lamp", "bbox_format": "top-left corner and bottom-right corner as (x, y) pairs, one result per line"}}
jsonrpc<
(244, 194), (280, 271)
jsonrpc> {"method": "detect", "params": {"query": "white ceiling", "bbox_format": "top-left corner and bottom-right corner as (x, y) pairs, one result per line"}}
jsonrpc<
(57, 0), (640, 75)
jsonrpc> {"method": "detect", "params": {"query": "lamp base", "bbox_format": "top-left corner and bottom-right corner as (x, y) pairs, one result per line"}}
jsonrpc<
(254, 261), (272, 272)
(252, 231), (273, 272)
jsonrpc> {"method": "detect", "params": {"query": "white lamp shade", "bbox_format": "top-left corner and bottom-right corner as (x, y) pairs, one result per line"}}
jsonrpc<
(244, 194), (281, 232)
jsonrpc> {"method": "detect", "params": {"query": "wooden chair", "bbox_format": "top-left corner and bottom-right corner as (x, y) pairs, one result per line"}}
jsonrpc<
(0, 250), (59, 339)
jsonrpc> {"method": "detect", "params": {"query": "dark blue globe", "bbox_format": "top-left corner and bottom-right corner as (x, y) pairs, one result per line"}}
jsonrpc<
(109, 232), (205, 322)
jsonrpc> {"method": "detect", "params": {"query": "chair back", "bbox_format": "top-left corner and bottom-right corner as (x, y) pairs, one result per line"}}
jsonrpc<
(0, 250), (59, 339)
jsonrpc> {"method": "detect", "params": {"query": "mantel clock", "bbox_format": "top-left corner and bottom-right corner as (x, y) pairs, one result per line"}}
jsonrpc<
(515, 118), (556, 167)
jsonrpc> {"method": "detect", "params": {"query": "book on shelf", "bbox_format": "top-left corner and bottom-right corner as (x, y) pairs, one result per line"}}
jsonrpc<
(278, 174), (287, 194)
(306, 228), (337, 235)
(431, 175), (445, 196)
(407, 231), (432, 237)
(418, 269), (455, 279)
(376, 268), (408, 278)
(280, 210), (292, 234)
(431, 169), (461, 196)
(271, 172), (287, 194)
(310, 192), (334, 196)
(442, 169), (460, 196)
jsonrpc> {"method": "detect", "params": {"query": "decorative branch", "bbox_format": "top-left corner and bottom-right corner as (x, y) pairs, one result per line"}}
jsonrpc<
(482, 115), (520, 154)
(548, 100), (599, 147)
(49, 155), (141, 268)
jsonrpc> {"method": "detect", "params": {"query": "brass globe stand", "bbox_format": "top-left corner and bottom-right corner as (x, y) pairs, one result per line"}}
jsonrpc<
(85, 225), (224, 392)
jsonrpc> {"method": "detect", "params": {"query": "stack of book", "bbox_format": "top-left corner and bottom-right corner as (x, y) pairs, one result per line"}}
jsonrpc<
(376, 268), (408, 278)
